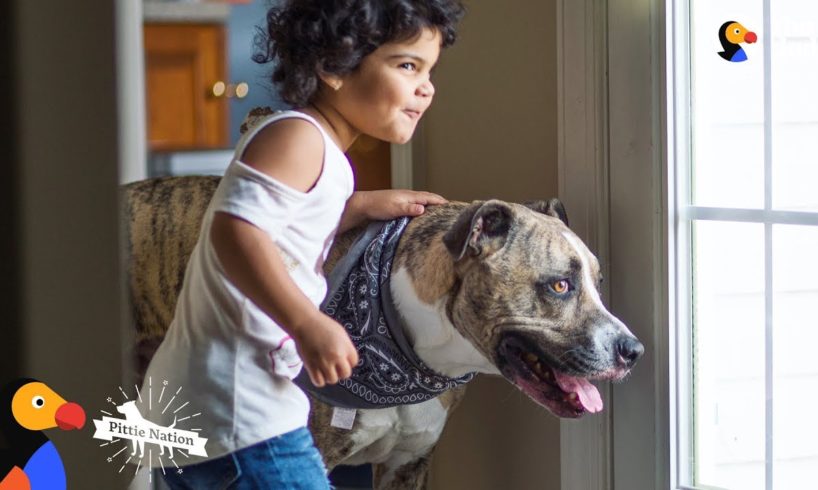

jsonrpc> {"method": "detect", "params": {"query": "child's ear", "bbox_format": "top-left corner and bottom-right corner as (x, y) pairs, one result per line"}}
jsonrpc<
(318, 71), (343, 91)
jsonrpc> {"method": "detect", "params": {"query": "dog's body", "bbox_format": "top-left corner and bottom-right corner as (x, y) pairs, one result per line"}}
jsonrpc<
(116, 401), (177, 459)
(124, 176), (643, 489)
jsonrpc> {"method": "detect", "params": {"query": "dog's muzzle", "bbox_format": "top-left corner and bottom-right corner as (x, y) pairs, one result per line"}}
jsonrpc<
(616, 335), (644, 369)
(495, 331), (644, 418)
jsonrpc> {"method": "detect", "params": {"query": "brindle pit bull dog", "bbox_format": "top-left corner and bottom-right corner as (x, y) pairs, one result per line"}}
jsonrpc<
(123, 177), (644, 489)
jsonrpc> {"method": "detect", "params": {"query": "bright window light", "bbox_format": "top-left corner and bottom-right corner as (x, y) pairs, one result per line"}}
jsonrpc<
(676, 0), (818, 489)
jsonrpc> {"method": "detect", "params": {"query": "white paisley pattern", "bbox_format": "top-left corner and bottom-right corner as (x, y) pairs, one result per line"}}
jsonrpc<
(296, 218), (475, 409)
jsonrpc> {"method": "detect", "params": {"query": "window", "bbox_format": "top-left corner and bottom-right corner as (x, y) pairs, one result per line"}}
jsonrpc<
(673, 1), (818, 489)
(560, 1), (818, 488)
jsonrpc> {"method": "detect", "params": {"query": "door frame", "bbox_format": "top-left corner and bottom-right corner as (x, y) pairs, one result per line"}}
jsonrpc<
(557, 0), (671, 488)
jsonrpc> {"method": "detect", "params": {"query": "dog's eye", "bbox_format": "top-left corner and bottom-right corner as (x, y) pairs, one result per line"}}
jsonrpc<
(32, 396), (45, 409)
(549, 279), (571, 295)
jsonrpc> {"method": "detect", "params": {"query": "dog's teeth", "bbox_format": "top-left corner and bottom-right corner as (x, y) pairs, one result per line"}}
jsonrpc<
(524, 353), (538, 363)
(568, 393), (578, 401)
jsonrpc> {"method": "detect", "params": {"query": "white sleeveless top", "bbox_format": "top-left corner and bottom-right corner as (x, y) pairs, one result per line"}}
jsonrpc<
(142, 111), (354, 464)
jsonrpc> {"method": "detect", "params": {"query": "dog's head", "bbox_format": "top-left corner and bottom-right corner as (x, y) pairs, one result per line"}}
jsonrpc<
(442, 199), (643, 418)
(116, 400), (138, 416)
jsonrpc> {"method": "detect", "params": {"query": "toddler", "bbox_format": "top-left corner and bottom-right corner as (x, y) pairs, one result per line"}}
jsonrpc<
(143, 0), (465, 488)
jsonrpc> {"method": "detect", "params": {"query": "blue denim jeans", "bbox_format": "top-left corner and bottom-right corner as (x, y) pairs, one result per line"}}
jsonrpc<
(161, 427), (331, 490)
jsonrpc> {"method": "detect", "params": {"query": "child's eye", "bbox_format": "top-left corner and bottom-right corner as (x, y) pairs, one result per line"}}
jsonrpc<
(399, 62), (417, 72)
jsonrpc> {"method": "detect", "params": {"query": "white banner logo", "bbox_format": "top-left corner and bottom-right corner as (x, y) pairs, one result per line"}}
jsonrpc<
(93, 378), (208, 479)
(93, 412), (208, 457)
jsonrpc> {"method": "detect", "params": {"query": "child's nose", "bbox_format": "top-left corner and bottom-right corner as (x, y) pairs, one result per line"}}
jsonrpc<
(417, 79), (435, 98)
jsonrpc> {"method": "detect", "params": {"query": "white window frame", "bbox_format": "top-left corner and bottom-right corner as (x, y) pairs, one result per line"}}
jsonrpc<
(670, 1), (818, 488)
(561, 0), (818, 488)
(557, 0), (672, 489)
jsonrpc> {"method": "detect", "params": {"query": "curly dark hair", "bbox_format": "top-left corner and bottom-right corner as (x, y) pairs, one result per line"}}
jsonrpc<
(253, 0), (466, 107)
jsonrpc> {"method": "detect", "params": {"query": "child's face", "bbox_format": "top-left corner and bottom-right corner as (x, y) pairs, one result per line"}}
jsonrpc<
(333, 28), (442, 144)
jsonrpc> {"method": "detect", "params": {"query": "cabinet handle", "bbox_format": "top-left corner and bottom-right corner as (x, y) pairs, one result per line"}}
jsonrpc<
(210, 81), (249, 99)
(235, 82), (249, 99)
(211, 81), (227, 98)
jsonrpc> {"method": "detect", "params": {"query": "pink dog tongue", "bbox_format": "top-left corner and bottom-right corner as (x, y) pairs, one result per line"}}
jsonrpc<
(553, 372), (603, 413)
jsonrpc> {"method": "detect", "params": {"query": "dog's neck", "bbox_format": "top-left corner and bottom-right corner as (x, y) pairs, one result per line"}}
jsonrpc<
(390, 267), (499, 378)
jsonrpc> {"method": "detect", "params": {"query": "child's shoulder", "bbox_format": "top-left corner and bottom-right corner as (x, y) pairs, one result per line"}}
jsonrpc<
(239, 113), (326, 193)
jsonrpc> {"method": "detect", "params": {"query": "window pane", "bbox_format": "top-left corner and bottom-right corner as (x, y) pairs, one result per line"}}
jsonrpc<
(771, 1), (818, 212)
(693, 221), (765, 489)
(691, 1), (764, 209)
(772, 225), (818, 486)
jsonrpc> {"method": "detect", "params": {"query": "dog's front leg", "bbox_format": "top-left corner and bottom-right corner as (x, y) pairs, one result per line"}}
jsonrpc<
(130, 440), (138, 456)
(372, 450), (435, 490)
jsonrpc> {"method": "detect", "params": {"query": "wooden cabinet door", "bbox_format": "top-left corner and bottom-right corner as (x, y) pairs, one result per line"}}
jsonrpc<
(144, 23), (227, 150)
(346, 135), (392, 190)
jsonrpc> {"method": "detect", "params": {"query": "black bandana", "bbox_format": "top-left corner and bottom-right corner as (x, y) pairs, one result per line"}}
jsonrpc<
(294, 217), (475, 409)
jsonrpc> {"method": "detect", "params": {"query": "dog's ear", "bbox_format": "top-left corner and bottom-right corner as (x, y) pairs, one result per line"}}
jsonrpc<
(239, 106), (275, 135)
(522, 198), (569, 227)
(443, 200), (513, 261)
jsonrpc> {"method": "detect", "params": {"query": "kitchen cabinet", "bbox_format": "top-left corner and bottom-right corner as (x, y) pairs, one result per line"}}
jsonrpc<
(144, 23), (228, 150)
(348, 135), (391, 191)
(144, 3), (393, 191)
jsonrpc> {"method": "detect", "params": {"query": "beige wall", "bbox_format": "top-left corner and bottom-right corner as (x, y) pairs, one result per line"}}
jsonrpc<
(417, 0), (558, 203)
(6, 2), (129, 489)
(420, 0), (561, 489)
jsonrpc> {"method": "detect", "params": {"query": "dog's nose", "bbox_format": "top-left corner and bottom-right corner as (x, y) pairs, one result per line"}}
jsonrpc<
(616, 336), (644, 368)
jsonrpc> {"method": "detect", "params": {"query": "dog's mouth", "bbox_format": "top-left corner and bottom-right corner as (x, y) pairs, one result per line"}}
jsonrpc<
(497, 335), (603, 418)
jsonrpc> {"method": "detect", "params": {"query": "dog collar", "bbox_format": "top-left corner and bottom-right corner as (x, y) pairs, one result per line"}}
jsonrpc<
(294, 217), (476, 409)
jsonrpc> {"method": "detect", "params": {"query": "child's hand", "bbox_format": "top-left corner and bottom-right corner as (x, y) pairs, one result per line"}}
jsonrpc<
(358, 189), (448, 220)
(338, 190), (447, 234)
(292, 311), (359, 387)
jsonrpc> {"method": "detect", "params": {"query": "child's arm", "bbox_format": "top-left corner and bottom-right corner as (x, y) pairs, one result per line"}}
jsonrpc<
(212, 118), (358, 387)
(211, 213), (358, 387)
(338, 189), (448, 233)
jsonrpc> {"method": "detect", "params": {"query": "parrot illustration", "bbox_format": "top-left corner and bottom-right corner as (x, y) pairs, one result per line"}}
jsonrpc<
(718, 20), (758, 62)
(0, 378), (85, 490)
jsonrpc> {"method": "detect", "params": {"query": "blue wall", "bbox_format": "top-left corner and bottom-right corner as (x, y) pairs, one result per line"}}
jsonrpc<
(227, 0), (288, 146)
